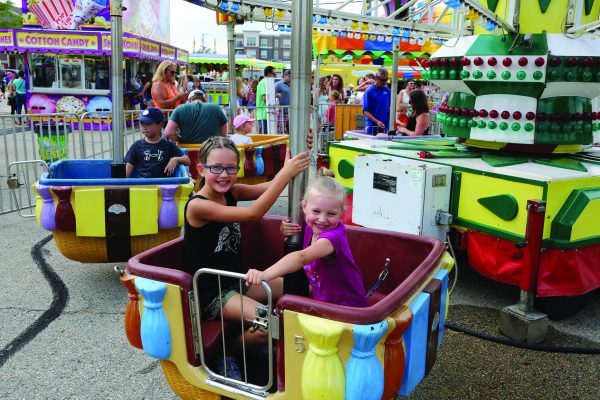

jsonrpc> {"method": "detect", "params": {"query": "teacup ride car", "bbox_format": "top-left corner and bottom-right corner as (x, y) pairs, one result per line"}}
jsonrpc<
(32, 159), (193, 263)
(180, 134), (289, 186)
(117, 215), (454, 399)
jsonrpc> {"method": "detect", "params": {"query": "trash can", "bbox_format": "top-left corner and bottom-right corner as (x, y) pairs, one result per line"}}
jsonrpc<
(34, 123), (71, 162)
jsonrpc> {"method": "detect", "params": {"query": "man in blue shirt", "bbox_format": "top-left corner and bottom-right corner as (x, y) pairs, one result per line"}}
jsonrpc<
(362, 68), (391, 135)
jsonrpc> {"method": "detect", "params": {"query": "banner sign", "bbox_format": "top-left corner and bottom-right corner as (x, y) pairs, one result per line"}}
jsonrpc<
(140, 40), (160, 57)
(160, 45), (176, 60)
(16, 31), (98, 50)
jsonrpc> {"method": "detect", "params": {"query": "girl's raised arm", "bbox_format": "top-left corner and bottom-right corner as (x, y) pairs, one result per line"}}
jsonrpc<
(188, 151), (310, 225)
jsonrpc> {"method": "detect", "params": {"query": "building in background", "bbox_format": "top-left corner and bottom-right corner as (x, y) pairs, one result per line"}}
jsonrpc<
(235, 29), (291, 63)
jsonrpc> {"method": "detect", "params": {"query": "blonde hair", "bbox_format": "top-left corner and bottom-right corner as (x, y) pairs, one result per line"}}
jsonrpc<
(304, 168), (346, 209)
(153, 60), (177, 83)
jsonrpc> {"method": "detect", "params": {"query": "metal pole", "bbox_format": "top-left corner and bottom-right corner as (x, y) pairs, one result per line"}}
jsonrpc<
(519, 200), (546, 312)
(312, 54), (321, 157)
(284, 0), (313, 296)
(389, 41), (399, 131)
(227, 23), (237, 125)
(110, 0), (124, 164)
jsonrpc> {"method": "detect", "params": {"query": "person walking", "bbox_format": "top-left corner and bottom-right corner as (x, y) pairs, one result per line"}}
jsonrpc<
(275, 69), (291, 134)
(255, 66), (276, 134)
(13, 71), (27, 125)
(362, 68), (391, 135)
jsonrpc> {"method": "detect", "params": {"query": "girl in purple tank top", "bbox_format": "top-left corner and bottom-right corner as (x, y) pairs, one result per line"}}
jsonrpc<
(245, 169), (368, 307)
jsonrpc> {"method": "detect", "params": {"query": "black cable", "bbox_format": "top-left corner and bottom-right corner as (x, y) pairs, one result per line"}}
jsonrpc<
(445, 322), (600, 355)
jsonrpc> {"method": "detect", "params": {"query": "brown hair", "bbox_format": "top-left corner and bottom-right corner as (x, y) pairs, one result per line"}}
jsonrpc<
(197, 136), (240, 188)
(409, 89), (429, 116)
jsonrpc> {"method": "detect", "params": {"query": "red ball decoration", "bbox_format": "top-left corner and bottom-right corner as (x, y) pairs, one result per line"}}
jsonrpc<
(513, 111), (522, 120)
(583, 57), (593, 67)
(461, 108), (470, 116)
(487, 57), (497, 66)
(526, 112), (536, 120)
(461, 57), (471, 66)
(537, 113), (547, 121)
(583, 112), (591, 121)
(469, 109), (478, 117)
(449, 58), (457, 66)
(592, 111), (598, 120)
(518, 57), (528, 67)
(431, 58), (438, 66)
(550, 57), (562, 67)
(474, 57), (484, 66)
(440, 58), (448, 66)
(573, 112), (582, 121)
(534, 57), (545, 67)
(479, 109), (488, 118)
(501, 111), (510, 119)
(489, 110), (499, 118)
(502, 57), (512, 67)
(567, 57), (578, 67)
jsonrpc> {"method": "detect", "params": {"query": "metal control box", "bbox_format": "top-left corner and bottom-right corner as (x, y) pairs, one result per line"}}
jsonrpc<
(352, 154), (452, 241)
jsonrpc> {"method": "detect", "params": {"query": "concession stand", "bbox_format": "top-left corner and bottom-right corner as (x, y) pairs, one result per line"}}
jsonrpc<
(0, 0), (189, 117)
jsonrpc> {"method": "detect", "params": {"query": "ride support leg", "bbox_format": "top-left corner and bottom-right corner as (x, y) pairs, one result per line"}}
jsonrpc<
(498, 200), (549, 343)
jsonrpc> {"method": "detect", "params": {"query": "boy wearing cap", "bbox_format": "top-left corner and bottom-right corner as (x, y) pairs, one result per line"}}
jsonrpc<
(230, 115), (255, 145)
(125, 107), (190, 178)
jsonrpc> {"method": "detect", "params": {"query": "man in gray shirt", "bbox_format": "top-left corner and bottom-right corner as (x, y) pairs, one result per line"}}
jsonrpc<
(275, 69), (290, 134)
(164, 90), (227, 144)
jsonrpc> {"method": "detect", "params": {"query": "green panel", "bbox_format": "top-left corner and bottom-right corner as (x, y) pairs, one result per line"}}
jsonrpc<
(477, 194), (519, 221)
(550, 187), (600, 240)
(481, 154), (528, 167)
(442, 92), (476, 137)
(393, 138), (458, 146)
(584, 0), (594, 15)
(538, 0), (551, 13)
(466, 34), (548, 56)
(388, 144), (455, 152)
(428, 150), (481, 158)
(338, 159), (355, 179)
(533, 158), (588, 172)
(449, 172), (462, 218)
(486, 0), (499, 12)
(570, 153), (600, 166)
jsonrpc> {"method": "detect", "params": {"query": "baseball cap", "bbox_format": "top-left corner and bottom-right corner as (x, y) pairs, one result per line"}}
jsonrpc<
(139, 107), (164, 125)
(188, 89), (204, 100)
(233, 114), (256, 129)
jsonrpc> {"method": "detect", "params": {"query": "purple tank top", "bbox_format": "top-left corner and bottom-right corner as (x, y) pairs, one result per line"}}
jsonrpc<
(303, 223), (368, 307)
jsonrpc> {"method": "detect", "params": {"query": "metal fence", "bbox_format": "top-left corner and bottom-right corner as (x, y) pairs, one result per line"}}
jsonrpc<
(0, 103), (441, 214)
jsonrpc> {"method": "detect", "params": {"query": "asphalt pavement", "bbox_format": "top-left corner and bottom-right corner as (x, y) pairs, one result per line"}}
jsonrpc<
(0, 198), (599, 400)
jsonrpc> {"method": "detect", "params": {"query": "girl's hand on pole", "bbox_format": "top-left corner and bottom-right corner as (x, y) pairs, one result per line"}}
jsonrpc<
(283, 150), (310, 177)
(281, 218), (302, 237)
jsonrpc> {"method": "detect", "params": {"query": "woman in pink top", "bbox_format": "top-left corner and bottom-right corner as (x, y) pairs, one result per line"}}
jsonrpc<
(151, 61), (188, 110)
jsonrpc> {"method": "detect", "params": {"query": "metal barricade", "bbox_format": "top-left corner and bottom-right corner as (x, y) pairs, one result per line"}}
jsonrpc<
(6, 160), (49, 217)
(192, 268), (276, 395)
(0, 112), (78, 214)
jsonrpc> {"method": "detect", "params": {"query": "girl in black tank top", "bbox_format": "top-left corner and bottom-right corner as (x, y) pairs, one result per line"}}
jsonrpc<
(181, 136), (310, 323)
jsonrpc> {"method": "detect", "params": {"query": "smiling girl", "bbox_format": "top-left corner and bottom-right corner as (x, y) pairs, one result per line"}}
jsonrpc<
(245, 168), (368, 307)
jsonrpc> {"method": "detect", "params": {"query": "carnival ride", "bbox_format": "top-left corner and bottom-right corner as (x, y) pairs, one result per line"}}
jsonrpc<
(31, 134), (290, 263)
(118, 216), (453, 399)
(108, 0), (598, 398)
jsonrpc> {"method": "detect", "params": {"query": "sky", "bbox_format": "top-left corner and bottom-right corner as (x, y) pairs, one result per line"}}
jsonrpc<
(169, 0), (286, 54)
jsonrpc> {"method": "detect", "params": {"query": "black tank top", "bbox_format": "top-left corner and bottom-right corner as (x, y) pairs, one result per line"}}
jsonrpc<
(406, 115), (430, 135)
(183, 191), (243, 306)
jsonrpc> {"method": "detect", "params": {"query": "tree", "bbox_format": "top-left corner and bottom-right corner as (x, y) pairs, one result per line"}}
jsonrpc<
(0, 1), (22, 29)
